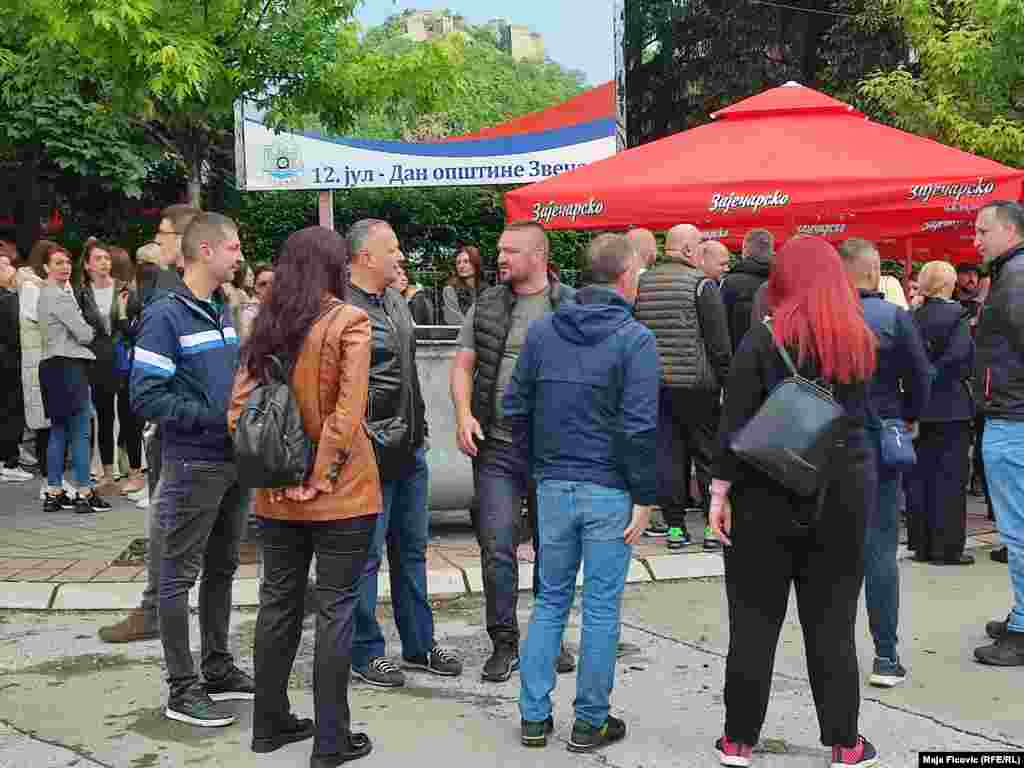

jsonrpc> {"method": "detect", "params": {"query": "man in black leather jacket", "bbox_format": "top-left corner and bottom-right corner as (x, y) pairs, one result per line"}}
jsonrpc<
(347, 219), (462, 688)
(972, 201), (1024, 666)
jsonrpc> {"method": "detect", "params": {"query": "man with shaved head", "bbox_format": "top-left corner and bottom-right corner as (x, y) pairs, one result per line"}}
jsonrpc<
(634, 224), (732, 551)
(840, 237), (931, 689)
(698, 240), (731, 282)
(627, 227), (658, 274)
(720, 229), (774, 351)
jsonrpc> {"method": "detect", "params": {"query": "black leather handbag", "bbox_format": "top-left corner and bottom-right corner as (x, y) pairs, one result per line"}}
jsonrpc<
(730, 328), (845, 497)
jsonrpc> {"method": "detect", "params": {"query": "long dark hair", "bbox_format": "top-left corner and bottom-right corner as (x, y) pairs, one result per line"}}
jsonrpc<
(447, 245), (482, 290)
(244, 226), (350, 381)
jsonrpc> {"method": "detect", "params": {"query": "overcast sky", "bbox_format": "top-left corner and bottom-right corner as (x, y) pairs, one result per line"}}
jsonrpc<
(355, 1), (616, 85)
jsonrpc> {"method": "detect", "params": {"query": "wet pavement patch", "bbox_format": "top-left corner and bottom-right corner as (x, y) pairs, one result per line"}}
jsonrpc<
(1, 653), (163, 679)
(129, 753), (161, 768)
(365, 685), (517, 710)
(108, 707), (224, 746)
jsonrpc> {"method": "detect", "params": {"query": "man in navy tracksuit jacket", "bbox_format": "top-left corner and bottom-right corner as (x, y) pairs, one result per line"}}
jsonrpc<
(505, 234), (659, 752)
(841, 239), (931, 691)
(131, 213), (253, 728)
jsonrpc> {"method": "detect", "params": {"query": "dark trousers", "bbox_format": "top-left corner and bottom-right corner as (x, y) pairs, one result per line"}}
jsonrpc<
(723, 430), (872, 747)
(906, 420), (971, 560)
(473, 437), (529, 645)
(156, 459), (245, 694)
(0, 367), (25, 465)
(91, 385), (116, 466)
(660, 388), (719, 529)
(117, 381), (143, 469)
(973, 416), (994, 519)
(254, 515), (375, 757)
(655, 387), (688, 516)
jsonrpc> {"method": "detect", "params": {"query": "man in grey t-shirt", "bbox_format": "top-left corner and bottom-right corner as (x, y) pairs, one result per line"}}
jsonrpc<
(450, 222), (576, 682)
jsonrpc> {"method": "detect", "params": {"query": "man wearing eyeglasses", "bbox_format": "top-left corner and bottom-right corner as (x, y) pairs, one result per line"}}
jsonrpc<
(98, 203), (201, 645)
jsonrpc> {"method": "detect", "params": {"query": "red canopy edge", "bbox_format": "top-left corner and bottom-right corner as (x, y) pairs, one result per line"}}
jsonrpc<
(504, 83), (1024, 264)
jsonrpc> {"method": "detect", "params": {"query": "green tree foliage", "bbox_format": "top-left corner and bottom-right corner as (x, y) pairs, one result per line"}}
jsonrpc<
(2, 0), (462, 207)
(859, 0), (1024, 166)
(351, 18), (586, 140)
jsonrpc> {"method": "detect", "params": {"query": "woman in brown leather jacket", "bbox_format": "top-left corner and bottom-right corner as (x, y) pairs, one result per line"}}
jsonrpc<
(229, 226), (381, 767)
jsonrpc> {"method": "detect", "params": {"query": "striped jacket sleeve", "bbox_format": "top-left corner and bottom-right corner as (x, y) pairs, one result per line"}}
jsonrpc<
(130, 302), (216, 431)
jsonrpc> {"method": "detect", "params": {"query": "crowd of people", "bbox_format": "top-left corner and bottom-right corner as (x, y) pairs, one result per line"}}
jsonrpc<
(1, 199), (1023, 768)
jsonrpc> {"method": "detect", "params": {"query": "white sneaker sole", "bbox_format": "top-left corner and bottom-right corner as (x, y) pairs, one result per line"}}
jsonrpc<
(717, 749), (751, 767)
(164, 707), (235, 727)
(831, 758), (877, 768)
(868, 673), (905, 688)
(207, 691), (255, 702)
(401, 659), (462, 677)
(351, 668), (405, 688)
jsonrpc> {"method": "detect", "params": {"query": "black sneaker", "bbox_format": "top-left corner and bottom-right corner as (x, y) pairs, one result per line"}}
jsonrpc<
(165, 683), (236, 727)
(986, 614), (1010, 640)
(567, 715), (626, 753)
(75, 492), (112, 514)
(975, 630), (1024, 666)
(252, 713), (314, 753)
(521, 716), (554, 747)
(203, 666), (256, 701)
(868, 656), (906, 688)
(481, 643), (520, 682)
(402, 645), (462, 677)
(353, 657), (405, 687)
(643, 521), (670, 538)
(557, 643), (576, 674)
(991, 546), (1009, 564)
(43, 492), (75, 513)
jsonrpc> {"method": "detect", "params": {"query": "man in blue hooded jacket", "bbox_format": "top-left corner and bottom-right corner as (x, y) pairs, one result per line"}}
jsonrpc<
(505, 234), (659, 753)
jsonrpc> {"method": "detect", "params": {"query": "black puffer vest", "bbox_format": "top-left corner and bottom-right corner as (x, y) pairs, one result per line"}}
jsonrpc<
(633, 262), (717, 390)
(470, 281), (575, 434)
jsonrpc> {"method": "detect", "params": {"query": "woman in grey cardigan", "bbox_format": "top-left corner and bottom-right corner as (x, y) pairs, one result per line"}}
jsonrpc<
(37, 244), (111, 514)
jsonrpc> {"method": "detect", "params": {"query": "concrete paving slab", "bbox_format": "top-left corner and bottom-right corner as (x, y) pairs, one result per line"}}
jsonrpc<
(427, 568), (468, 598)
(50, 581), (143, 610)
(645, 552), (725, 580)
(0, 582), (56, 609)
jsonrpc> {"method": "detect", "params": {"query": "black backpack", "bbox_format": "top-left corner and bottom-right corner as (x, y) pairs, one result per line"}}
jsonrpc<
(233, 304), (339, 489)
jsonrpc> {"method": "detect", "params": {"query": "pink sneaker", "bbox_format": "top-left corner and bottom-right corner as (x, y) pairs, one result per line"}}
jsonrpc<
(831, 736), (878, 767)
(715, 735), (753, 767)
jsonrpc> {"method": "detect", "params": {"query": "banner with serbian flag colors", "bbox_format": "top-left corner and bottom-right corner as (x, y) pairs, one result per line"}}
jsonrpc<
(504, 83), (1023, 263)
(234, 83), (617, 192)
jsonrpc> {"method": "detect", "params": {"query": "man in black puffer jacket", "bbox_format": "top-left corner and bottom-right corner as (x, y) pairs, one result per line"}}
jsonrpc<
(972, 200), (1024, 667)
(720, 229), (774, 351)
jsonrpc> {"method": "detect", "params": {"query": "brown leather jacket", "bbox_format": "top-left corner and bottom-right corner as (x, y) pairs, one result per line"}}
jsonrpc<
(228, 299), (382, 522)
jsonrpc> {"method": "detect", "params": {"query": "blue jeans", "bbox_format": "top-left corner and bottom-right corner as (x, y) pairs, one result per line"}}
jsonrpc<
(47, 405), (91, 491)
(983, 419), (1024, 633)
(520, 480), (632, 727)
(352, 447), (434, 668)
(864, 432), (902, 660)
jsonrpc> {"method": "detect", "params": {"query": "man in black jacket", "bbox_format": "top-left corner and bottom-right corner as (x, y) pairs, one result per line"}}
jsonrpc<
(972, 201), (1024, 666)
(347, 219), (462, 688)
(634, 223), (732, 552)
(720, 229), (774, 351)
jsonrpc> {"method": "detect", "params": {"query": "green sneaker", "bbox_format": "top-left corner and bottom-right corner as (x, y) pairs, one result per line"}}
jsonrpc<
(567, 716), (626, 752)
(521, 716), (554, 747)
(666, 527), (691, 550)
(165, 683), (236, 727)
(703, 525), (721, 551)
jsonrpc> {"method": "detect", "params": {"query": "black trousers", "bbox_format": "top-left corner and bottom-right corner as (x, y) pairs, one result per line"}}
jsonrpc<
(0, 367), (25, 465)
(91, 385), (116, 466)
(906, 420), (971, 560)
(723, 430), (872, 748)
(254, 515), (375, 757)
(116, 381), (143, 469)
(973, 416), (994, 520)
(659, 388), (719, 529)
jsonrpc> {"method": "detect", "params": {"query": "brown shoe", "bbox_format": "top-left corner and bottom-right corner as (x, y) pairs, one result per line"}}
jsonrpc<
(98, 608), (159, 643)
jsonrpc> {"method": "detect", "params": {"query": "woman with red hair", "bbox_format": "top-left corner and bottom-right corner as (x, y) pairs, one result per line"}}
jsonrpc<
(708, 237), (879, 768)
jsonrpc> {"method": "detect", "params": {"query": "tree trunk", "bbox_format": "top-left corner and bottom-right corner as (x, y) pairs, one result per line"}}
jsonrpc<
(13, 145), (42, 257)
(187, 160), (202, 209)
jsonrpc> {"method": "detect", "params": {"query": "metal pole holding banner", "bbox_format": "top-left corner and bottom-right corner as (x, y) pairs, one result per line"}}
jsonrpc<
(318, 190), (335, 231)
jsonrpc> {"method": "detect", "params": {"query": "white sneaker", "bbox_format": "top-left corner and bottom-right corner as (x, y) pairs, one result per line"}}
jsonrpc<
(1, 466), (33, 482)
(39, 483), (47, 500)
(126, 486), (148, 501)
(136, 494), (150, 509)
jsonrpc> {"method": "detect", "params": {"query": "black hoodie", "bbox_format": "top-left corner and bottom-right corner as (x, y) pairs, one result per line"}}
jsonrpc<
(720, 255), (771, 352)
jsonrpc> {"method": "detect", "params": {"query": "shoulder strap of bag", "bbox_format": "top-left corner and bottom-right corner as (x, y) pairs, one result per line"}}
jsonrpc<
(762, 318), (800, 378)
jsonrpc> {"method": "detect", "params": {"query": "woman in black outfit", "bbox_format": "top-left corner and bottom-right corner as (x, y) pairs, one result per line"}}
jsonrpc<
(77, 240), (134, 492)
(905, 261), (976, 565)
(708, 237), (880, 768)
